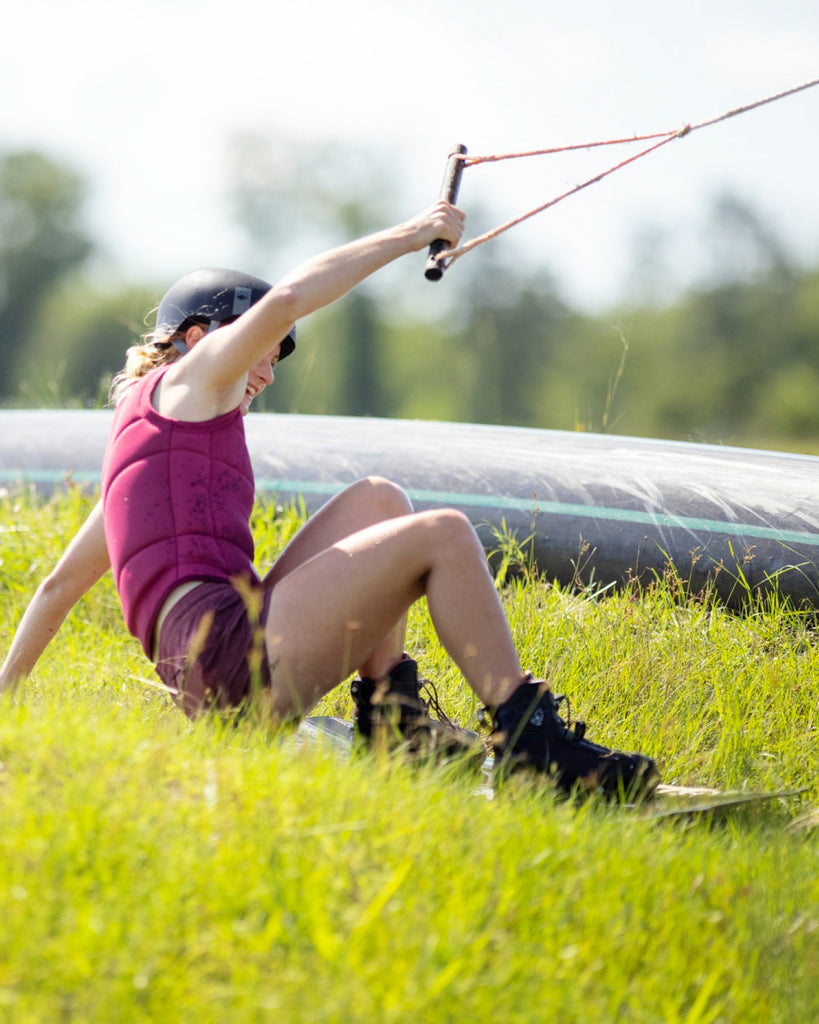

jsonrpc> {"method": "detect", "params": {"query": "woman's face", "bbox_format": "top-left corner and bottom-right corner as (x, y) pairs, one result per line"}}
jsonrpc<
(240, 345), (281, 416)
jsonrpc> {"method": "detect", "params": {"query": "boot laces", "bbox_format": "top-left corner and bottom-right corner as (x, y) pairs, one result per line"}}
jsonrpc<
(552, 693), (586, 741)
(418, 678), (456, 728)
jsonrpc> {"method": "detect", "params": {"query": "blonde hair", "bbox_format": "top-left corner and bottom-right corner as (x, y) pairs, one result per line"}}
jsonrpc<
(108, 321), (184, 406)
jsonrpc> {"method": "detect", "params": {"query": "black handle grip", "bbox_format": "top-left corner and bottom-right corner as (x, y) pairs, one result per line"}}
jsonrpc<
(424, 143), (467, 281)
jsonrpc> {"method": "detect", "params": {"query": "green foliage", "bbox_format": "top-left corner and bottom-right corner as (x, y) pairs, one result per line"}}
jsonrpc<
(0, 148), (156, 409)
(456, 262), (575, 428)
(0, 150), (93, 396)
(16, 278), (158, 408)
(1, 491), (818, 1021)
(607, 269), (819, 445)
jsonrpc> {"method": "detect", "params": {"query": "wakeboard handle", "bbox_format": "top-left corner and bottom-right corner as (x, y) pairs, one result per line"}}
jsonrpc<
(424, 143), (467, 281)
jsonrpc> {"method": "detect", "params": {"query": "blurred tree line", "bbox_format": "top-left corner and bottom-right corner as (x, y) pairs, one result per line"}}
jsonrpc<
(2, 143), (818, 453)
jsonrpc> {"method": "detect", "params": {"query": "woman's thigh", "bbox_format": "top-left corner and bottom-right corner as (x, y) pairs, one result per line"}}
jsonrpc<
(262, 476), (412, 588)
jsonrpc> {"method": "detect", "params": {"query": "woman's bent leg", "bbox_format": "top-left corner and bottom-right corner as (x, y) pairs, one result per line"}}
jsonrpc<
(263, 476), (414, 679)
(260, 508), (522, 719)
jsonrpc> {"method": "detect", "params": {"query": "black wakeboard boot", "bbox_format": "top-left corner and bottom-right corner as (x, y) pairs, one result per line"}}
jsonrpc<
(351, 656), (484, 764)
(489, 676), (660, 802)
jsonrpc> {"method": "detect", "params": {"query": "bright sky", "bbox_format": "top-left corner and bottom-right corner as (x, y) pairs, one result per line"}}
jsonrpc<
(5, 0), (819, 309)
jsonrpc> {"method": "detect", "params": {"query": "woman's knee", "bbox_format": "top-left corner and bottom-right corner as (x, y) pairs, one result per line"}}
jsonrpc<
(352, 475), (413, 519)
(421, 507), (481, 551)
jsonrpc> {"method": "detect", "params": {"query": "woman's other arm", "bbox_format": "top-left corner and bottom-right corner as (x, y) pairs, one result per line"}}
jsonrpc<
(0, 499), (110, 694)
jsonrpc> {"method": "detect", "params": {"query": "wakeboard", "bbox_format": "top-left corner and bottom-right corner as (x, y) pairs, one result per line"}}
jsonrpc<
(297, 716), (809, 819)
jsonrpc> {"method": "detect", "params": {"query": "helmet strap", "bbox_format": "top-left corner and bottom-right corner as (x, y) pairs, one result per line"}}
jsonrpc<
(171, 319), (221, 357)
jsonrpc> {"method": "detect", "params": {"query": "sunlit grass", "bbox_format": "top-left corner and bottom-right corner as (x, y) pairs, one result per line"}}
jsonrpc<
(1, 488), (818, 1022)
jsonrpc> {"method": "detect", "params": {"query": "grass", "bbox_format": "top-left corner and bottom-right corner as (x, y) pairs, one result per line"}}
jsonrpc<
(1, 486), (818, 1022)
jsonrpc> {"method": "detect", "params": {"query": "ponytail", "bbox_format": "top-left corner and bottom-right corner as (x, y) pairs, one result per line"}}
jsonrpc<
(108, 326), (183, 406)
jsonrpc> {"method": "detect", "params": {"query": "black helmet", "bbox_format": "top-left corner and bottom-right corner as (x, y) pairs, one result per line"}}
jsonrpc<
(155, 267), (296, 360)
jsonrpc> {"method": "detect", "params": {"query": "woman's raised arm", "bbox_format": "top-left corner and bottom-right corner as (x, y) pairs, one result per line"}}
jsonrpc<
(192, 201), (465, 388)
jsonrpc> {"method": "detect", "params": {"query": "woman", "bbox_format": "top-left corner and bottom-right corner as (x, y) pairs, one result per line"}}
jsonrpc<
(0, 201), (658, 799)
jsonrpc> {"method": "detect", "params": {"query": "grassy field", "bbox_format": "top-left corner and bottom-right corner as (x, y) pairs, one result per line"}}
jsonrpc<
(1, 487), (817, 1023)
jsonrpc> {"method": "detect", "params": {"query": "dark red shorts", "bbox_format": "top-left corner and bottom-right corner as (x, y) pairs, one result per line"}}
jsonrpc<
(153, 580), (274, 718)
